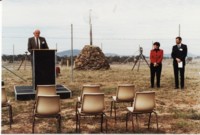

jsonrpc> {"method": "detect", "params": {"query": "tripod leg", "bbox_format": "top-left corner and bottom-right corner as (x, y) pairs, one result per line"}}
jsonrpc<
(142, 55), (150, 68)
(132, 58), (138, 70)
(137, 55), (142, 72)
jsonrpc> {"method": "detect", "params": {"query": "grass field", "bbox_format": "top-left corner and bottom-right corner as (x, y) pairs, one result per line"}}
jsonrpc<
(1, 59), (200, 134)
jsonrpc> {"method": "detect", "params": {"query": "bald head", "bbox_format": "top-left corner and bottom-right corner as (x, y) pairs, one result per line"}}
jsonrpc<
(33, 29), (40, 38)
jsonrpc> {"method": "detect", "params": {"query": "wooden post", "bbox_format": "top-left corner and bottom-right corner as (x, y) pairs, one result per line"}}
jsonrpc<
(24, 51), (28, 70)
(71, 24), (74, 82)
(67, 59), (69, 67)
(55, 43), (58, 64)
(89, 9), (93, 45)
(13, 44), (15, 69)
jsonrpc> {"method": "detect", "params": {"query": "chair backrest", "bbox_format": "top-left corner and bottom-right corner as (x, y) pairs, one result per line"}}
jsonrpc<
(116, 84), (135, 101)
(81, 93), (104, 114)
(36, 85), (56, 98)
(133, 91), (155, 112)
(35, 95), (60, 115)
(80, 84), (100, 100)
(2, 87), (8, 105)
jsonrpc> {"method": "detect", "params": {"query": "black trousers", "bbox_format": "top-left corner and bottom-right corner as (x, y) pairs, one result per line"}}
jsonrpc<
(173, 64), (185, 88)
(150, 63), (162, 88)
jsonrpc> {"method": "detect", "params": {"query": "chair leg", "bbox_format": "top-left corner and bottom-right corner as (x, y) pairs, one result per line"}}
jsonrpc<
(60, 115), (62, 133)
(78, 114), (81, 133)
(103, 113), (108, 133)
(76, 113), (78, 132)
(110, 101), (113, 117)
(114, 102), (117, 123)
(136, 114), (139, 129)
(101, 114), (103, 132)
(153, 111), (158, 131)
(32, 116), (35, 133)
(126, 112), (129, 131)
(102, 113), (108, 133)
(148, 113), (152, 129)
(57, 115), (61, 133)
(10, 105), (13, 123)
(57, 116), (59, 133)
(8, 105), (13, 128)
(132, 113), (134, 132)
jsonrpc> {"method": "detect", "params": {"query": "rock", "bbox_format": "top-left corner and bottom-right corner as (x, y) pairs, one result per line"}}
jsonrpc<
(74, 45), (110, 70)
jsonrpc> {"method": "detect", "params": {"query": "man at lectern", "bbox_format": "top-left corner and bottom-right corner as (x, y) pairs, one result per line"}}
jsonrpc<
(28, 29), (49, 55)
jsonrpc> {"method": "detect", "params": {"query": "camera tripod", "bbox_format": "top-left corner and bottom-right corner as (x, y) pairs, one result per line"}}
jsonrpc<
(132, 46), (150, 71)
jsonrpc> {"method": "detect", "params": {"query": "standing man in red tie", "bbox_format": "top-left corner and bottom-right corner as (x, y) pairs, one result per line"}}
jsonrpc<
(28, 29), (49, 65)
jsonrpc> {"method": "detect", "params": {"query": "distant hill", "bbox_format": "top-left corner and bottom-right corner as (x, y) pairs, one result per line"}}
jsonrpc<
(104, 53), (119, 57)
(56, 49), (81, 57)
(56, 49), (119, 57)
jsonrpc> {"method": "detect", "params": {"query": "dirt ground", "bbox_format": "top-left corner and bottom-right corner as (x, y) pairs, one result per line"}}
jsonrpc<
(1, 59), (200, 134)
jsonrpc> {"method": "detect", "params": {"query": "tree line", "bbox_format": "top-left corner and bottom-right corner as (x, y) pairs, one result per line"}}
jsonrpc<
(2, 54), (196, 64)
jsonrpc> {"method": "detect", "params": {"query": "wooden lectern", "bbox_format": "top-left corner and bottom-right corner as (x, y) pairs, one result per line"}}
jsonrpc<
(32, 49), (56, 90)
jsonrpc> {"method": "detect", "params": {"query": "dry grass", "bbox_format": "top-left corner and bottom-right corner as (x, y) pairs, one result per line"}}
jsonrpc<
(1, 59), (200, 134)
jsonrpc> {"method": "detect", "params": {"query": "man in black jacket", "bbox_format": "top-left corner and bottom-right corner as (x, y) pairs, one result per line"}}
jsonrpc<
(28, 29), (49, 66)
(28, 29), (49, 55)
(171, 37), (187, 89)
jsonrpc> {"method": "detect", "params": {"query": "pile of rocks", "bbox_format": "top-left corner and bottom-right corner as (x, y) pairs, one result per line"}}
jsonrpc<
(74, 45), (110, 70)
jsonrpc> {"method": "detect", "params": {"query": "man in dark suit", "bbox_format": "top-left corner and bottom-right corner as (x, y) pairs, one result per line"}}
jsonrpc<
(28, 29), (49, 55)
(28, 29), (49, 66)
(171, 37), (187, 89)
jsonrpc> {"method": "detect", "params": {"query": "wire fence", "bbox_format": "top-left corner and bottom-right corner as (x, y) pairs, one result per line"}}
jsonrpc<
(2, 25), (200, 56)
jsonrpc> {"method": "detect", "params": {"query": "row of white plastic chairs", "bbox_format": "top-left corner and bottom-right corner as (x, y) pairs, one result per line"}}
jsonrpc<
(2, 84), (158, 133)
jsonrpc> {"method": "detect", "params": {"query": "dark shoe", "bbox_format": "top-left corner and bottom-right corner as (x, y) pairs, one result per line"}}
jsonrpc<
(174, 87), (179, 89)
(181, 87), (184, 90)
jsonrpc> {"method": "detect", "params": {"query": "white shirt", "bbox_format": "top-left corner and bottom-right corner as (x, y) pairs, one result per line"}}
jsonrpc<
(34, 37), (40, 49)
(177, 43), (182, 48)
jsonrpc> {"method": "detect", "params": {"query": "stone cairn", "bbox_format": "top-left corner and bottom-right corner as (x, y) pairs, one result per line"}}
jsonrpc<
(74, 45), (110, 70)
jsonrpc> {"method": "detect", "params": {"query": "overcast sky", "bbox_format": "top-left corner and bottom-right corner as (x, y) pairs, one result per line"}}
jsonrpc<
(1, 0), (200, 56)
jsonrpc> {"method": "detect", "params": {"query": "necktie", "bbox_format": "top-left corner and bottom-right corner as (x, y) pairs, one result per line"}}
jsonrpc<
(36, 38), (39, 49)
